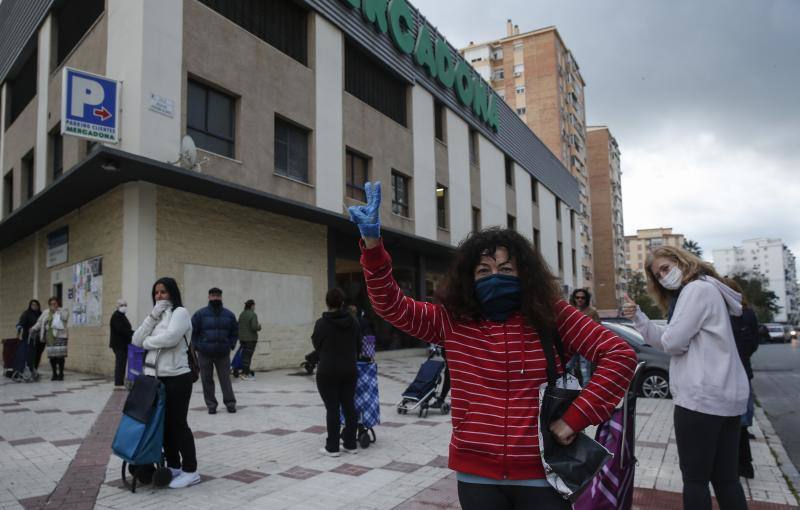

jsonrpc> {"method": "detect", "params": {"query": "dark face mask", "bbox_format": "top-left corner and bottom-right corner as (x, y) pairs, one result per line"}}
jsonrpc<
(474, 274), (522, 322)
(209, 300), (223, 310)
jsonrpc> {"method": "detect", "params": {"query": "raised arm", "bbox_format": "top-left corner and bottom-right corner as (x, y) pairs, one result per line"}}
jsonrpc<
(142, 308), (191, 350)
(555, 300), (637, 433)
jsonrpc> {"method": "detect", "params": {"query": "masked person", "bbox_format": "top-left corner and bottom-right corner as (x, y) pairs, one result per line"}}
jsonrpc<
(16, 299), (42, 380)
(349, 182), (637, 510)
(622, 246), (749, 510)
(30, 297), (69, 381)
(236, 299), (261, 381)
(109, 299), (134, 387)
(191, 288), (238, 414)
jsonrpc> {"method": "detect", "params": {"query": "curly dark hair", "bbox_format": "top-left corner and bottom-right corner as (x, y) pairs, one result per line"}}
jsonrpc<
(437, 227), (562, 335)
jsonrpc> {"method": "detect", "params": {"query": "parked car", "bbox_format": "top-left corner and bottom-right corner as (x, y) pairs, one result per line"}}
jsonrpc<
(791, 325), (799, 340)
(764, 323), (789, 343)
(601, 321), (671, 399)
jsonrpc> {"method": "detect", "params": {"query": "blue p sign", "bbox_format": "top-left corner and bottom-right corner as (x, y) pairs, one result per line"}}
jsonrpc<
(62, 67), (119, 143)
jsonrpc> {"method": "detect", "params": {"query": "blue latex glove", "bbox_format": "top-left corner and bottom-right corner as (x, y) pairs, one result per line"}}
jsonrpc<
(348, 181), (382, 239)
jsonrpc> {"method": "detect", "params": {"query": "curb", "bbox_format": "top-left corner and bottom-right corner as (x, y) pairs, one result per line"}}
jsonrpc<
(756, 405), (800, 506)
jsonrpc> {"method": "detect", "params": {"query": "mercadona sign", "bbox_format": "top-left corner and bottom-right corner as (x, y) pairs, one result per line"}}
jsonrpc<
(340, 0), (500, 133)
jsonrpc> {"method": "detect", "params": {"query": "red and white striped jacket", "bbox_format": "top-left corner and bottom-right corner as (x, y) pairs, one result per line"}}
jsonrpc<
(362, 241), (637, 480)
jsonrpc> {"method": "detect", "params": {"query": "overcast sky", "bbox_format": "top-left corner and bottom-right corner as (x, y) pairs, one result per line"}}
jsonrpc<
(414, 0), (800, 262)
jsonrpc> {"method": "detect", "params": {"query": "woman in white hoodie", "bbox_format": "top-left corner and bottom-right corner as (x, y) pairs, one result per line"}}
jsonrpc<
(132, 277), (200, 489)
(623, 246), (748, 510)
(30, 297), (69, 381)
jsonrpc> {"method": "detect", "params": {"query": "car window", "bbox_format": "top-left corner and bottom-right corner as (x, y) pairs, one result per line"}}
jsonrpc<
(601, 322), (646, 346)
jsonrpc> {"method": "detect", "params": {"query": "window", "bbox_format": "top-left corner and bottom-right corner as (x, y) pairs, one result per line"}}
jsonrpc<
(572, 249), (577, 278)
(504, 156), (514, 186)
(3, 171), (13, 216)
(50, 126), (63, 181)
(469, 129), (479, 166)
(491, 49), (504, 60)
(391, 172), (410, 217)
(531, 176), (538, 203)
(54, 0), (104, 67)
(496, 89), (505, 100)
(515, 85), (525, 94)
(274, 117), (309, 182)
(472, 207), (481, 232)
(492, 69), (504, 81)
(556, 198), (562, 220)
(346, 150), (369, 201)
(6, 49), (37, 127)
(570, 210), (575, 230)
(513, 64), (524, 76)
(516, 107), (526, 116)
(558, 242), (564, 272)
(345, 40), (407, 126)
(434, 100), (445, 143)
(198, 0), (307, 64)
(507, 214), (516, 231)
(533, 228), (540, 250)
(436, 185), (447, 229)
(514, 43), (523, 52)
(187, 79), (236, 158)
(21, 151), (34, 202)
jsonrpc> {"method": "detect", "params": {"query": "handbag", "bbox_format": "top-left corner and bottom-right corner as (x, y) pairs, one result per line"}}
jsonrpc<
(183, 335), (199, 383)
(538, 333), (613, 502)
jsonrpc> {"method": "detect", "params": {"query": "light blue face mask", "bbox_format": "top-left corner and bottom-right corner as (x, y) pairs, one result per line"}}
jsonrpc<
(474, 274), (522, 321)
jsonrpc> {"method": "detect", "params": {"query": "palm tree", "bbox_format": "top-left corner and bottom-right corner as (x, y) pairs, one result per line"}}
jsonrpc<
(683, 239), (703, 257)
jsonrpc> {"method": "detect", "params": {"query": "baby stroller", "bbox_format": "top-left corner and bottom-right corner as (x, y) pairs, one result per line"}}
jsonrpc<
(396, 357), (450, 417)
(300, 350), (318, 375)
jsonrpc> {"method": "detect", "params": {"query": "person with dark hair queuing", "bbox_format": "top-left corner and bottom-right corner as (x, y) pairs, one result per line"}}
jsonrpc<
(313, 288), (361, 457)
(109, 299), (133, 388)
(623, 246), (749, 510)
(567, 288), (599, 384)
(30, 297), (69, 381)
(132, 277), (200, 489)
(192, 287), (238, 414)
(15, 299), (42, 380)
(349, 182), (637, 509)
(236, 299), (261, 381)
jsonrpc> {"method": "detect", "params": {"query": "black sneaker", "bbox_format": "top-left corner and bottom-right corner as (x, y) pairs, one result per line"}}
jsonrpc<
(226, 406), (236, 413)
(208, 408), (217, 415)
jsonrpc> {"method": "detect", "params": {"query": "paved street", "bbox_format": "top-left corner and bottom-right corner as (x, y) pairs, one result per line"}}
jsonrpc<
(752, 341), (800, 479)
(1, 353), (798, 509)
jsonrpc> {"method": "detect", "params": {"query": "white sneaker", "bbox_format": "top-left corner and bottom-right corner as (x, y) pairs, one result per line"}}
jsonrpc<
(168, 467), (182, 478)
(239, 374), (253, 381)
(342, 447), (358, 455)
(319, 447), (340, 458)
(169, 471), (201, 489)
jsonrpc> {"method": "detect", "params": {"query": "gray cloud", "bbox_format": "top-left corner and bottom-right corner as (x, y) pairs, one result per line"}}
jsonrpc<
(413, 0), (800, 258)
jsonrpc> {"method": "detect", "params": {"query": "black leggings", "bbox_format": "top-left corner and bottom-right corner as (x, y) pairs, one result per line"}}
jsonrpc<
(457, 482), (569, 510)
(160, 372), (197, 473)
(674, 406), (748, 510)
(316, 372), (357, 452)
(49, 357), (65, 375)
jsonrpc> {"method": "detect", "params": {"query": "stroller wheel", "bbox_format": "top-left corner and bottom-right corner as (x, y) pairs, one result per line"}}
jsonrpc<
(359, 432), (371, 449)
(441, 402), (451, 414)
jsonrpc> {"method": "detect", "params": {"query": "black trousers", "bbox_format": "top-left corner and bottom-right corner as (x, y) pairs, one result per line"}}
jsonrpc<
(112, 347), (127, 386)
(159, 372), (197, 473)
(240, 342), (256, 374)
(457, 482), (569, 510)
(316, 372), (357, 452)
(197, 352), (236, 410)
(49, 357), (65, 375)
(674, 405), (748, 510)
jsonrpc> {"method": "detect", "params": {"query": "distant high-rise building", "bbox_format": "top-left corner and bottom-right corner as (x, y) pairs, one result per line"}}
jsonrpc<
(587, 126), (626, 314)
(625, 228), (686, 275)
(461, 22), (594, 291)
(713, 239), (799, 324)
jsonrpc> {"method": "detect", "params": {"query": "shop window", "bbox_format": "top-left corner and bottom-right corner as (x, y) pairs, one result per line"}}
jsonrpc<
(54, 0), (104, 67)
(391, 171), (410, 217)
(531, 176), (538, 203)
(50, 126), (63, 181)
(346, 150), (369, 202)
(507, 214), (516, 231)
(472, 207), (481, 232)
(198, 0), (307, 65)
(6, 49), (37, 127)
(3, 171), (13, 216)
(187, 79), (236, 158)
(436, 185), (447, 229)
(505, 156), (514, 186)
(21, 150), (34, 202)
(345, 40), (407, 126)
(274, 117), (309, 183)
(434, 100), (445, 143)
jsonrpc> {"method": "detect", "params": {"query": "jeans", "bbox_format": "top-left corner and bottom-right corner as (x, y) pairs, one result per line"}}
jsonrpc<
(674, 405), (748, 510)
(240, 342), (257, 374)
(197, 352), (236, 410)
(112, 347), (127, 386)
(159, 372), (197, 473)
(457, 482), (569, 510)
(316, 372), (357, 452)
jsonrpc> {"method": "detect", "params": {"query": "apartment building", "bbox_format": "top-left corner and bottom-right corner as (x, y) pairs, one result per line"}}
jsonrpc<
(0, 0), (581, 375)
(625, 228), (686, 275)
(461, 21), (593, 292)
(586, 126), (626, 315)
(713, 239), (799, 324)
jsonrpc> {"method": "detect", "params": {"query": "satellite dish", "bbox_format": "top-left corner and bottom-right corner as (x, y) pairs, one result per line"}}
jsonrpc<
(179, 135), (197, 169)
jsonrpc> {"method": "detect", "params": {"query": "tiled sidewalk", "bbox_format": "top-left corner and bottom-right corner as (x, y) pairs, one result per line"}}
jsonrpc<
(1, 355), (798, 509)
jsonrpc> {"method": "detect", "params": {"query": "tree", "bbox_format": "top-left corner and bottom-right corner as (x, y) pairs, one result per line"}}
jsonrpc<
(683, 239), (703, 257)
(627, 272), (663, 319)
(730, 272), (781, 323)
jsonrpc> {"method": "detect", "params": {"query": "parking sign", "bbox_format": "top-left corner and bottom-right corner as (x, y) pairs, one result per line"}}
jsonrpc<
(61, 67), (120, 143)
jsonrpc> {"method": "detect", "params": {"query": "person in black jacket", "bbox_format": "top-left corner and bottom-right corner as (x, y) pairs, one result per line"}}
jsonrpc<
(313, 289), (361, 457)
(191, 287), (238, 414)
(109, 299), (134, 387)
(15, 299), (42, 380)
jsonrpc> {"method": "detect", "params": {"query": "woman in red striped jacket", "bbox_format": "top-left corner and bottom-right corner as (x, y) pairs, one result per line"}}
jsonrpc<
(349, 183), (637, 509)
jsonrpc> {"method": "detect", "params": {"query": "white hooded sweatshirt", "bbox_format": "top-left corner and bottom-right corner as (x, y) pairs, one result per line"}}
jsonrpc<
(633, 276), (749, 417)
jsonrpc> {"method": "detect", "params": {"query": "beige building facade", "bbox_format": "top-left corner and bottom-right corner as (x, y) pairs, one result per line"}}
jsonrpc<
(625, 228), (686, 275)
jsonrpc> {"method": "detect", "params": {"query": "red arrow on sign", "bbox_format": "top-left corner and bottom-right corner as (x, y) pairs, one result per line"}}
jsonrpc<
(93, 106), (112, 121)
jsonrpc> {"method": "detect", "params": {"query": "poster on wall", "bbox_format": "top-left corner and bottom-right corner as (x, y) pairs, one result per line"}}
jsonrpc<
(70, 256), (103, 327)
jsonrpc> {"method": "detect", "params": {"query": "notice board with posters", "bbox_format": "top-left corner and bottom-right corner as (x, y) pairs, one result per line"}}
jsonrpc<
(69, 256), (103, 326)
